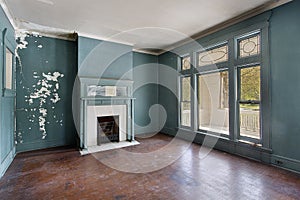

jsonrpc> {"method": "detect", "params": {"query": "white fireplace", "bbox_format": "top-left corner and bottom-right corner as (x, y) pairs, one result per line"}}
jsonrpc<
(77, 77), (136, 154)
(86, 105), (127, 146)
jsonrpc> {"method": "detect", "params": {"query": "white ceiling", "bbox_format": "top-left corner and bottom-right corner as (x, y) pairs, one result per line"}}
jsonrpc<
(4, 0), (274, 52)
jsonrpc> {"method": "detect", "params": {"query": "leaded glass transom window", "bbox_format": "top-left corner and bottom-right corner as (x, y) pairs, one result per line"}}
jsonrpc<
(239, 34), (260, 58)
(198, 45), (228, 67)
(182, 56), (191, 70)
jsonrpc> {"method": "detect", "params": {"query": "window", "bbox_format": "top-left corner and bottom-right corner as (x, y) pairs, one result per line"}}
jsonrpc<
(236, 31), (262, 142)
(182, 56), (191, 70)
(198, 44), (228, 67)
(177, 23), (269, 147)
(220, 71), (229, 109)
(238, 34), (260, 58)
(180, 76), (191, 127)
(5, 48), (13, 89)
(238, 66), (261, 139)
(198, 71), (229, 135)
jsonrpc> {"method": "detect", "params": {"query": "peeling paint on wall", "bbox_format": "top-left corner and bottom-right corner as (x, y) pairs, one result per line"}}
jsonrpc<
(15, 30), (29, 50)
(15, 31), (43, 76)
(20, 71), (65, 140)
(15, 34), (77, 151)
(15, 30), (29, 74)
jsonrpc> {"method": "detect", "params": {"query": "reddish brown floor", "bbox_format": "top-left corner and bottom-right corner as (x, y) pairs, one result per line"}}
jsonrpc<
(0, 133), (300, 200)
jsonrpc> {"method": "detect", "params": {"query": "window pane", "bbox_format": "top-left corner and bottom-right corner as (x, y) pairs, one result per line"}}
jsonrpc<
(220, 71), (229, 109)
(181, 102), (191, 127)
(239, 34), (260, 58)
(181, 77), (190, 101)
(5, 48), (13, 89)
(198, 71), (229, 135)
(240, 104), (260, 139)
(240, 66), (261, 101)
(239, 66), (261, 139)
(182, 56), (191, 70)
(198, 45), (228, 67)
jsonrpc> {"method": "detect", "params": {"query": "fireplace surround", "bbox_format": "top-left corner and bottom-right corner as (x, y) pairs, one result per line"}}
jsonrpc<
(77, 77), (135, 151)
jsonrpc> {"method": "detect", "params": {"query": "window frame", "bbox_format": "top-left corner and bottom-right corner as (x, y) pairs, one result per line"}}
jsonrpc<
(181, 55), (191, 71)
(237, 30), (261, 59)
(2, 28), (16, 97)
(178, 54), (193, 129)
(236, 64), (262, 143)
(179, 74), (192, 128)
(177, 19), (270, 149)
(196, 68), (230, 137)
(5, 48), (13, 90)
(196, 41), (229, 72)
(233, 27), (269, 146)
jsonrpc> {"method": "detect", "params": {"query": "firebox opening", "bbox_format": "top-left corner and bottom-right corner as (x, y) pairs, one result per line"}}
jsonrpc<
(97, 115), (119, 145)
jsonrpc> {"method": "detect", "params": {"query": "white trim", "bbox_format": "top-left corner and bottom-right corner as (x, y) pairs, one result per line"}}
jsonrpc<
(133, 48), (160, 56)
(77, 32), (133, 47)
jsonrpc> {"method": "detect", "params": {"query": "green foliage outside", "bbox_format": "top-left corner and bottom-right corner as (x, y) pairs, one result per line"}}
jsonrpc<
(241, 66), (260, 101)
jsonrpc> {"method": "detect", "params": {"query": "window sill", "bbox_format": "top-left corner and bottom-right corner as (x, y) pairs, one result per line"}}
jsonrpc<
(176, 128), (272, 153)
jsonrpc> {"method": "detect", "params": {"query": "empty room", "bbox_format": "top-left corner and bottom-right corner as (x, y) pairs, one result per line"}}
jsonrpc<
(0, 0), (300, 199)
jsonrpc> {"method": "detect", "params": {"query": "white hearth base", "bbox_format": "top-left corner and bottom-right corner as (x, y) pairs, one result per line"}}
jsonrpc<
(80, 140), (140, 155)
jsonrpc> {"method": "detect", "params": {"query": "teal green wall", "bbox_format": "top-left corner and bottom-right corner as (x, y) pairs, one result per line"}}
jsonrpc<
(269, 1), (300, 161)
(0, 6), (16, 177)
(133, 52), (159, 134)
(78, 36), (133, 80)
(158, 52), (178, 135)
(16, 35), (77, 152)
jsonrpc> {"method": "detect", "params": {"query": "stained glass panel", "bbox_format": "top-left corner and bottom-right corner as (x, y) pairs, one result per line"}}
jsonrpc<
(198, 45), (228, 67)
(239, 34), (260, 58)
(182, 56), (191, 70)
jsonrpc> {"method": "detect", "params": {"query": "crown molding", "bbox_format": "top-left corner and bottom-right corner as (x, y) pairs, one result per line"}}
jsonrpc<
(132, 48), (161, 56)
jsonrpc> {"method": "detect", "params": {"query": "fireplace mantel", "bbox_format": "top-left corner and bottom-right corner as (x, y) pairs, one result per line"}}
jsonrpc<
(76, 77), (135, 150)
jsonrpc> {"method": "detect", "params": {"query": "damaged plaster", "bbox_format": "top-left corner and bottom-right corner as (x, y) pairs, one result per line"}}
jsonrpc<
(15, 30), (28, 74)
(15, 31), (68, 143)
(25, 71), (64, 139)
(18, 71), (65, 142)
(15, 30), (42, 76)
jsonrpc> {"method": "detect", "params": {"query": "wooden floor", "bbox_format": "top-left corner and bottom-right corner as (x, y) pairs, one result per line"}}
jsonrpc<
(1, 133), (300, 200)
